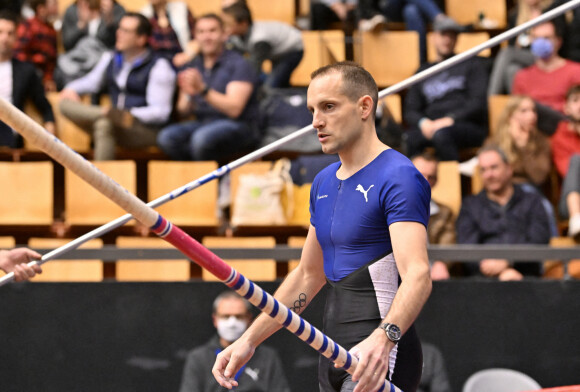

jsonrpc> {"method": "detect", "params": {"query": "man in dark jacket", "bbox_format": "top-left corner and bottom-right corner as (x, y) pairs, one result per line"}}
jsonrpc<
(404, 18), (488, 161)
(179, 291), (290, 392)
(456, 145), (551, 280)
(0, 10), (55, 148)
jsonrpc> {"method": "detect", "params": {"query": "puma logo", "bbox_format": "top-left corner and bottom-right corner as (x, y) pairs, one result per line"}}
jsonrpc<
(244, 367), (260, 381)
(356, 184), (374, 202)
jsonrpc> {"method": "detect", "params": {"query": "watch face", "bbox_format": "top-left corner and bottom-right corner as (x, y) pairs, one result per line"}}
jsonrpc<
(387, 324), (401, 341)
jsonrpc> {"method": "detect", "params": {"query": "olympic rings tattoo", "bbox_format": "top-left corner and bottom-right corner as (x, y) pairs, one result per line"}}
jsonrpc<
(290, 293), (307, 313)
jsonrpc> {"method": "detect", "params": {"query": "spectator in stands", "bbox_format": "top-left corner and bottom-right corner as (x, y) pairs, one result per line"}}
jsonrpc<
(310, 0), (358, 31)
(13, 0), (58, 92)
(456, 145), (551, 280)
(359, 0), (463, 64)
(412, 153), (455, 280)
(489, 96), (552, 187)
(157, 14), (260, 163)
(488, 0), (557, 95)
(0, 10), (55, 148)
(551, 85), (580, 241)
(179, 291), (290, 392)
(404, 19), (488, 161)
(0, 248), (42, 282)
(221, 2), (304, 88)
(486, 95), (558, 236)
(418, 342), (451, 392)
(59, 12), (176, 160)
(512, 20), (580, 134)
(56, 0), (125, 89)
(140, 0), (196, 67)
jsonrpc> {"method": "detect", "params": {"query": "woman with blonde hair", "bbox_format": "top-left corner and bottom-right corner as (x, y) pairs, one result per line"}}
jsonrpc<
(489, 95), (552, 186)
(487, 95), (559, 236)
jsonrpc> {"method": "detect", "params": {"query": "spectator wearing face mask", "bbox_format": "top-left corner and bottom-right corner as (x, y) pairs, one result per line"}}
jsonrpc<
(512, 19), (580, 135)
(178, 291), (290, 392)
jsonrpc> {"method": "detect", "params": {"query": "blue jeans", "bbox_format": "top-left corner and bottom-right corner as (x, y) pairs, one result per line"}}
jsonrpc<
(381, 0), (442, 63)
(157, 118), (257, 161)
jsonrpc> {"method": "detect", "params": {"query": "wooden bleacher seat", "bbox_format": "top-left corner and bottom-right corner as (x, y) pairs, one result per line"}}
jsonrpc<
(290, 30), (346, 87)
(380, 94), (402, 124)
(288, 183), (311, 227)
(65, 160), (136, 226)
(247, 0), (295, 25)
(0, 161), (53, 225)
(115, 236), (190, 281)
(0, 236), (16, 248)
(426, 32), (491, 63)
(61, 0), (147, 13)
(544, 237), (580, 279)
(353, 31), (419, 87)
(431, 160), (462, 217)
(287, 236), (306, 273)
(202, 236), (277, 281)
(488, 94), (511, 135)
(147, 161), (219, 229)
(445, 0), (507, 29)
(183, 0), (221, 16)
(28, 238), (104, 282)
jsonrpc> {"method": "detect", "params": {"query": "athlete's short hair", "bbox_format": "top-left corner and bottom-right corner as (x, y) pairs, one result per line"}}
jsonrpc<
(311, 61), (379, 119)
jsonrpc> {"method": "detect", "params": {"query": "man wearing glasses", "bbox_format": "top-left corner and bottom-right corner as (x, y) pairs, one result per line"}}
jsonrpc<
(59, 12), (176, 160)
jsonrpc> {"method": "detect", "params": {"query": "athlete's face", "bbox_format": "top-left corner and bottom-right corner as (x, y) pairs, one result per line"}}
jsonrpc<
(307, 73), (363, 155)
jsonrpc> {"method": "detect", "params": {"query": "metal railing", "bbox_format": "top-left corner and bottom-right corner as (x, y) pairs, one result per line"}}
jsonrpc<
(27, 244), (580, 279)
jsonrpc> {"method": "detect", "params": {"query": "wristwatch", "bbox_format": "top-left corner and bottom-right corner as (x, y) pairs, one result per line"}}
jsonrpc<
(200, 85), (210, 97)
(379, 323), (401, 344)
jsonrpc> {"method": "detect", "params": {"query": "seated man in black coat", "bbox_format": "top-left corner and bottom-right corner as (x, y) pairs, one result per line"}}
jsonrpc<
(456, 145), (551, 280)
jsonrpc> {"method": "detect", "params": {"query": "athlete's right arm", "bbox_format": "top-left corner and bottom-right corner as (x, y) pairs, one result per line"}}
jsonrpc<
(212, 225), (327, 389)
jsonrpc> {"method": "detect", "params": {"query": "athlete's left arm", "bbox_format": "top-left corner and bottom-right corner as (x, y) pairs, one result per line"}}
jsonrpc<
(349, 221), (431, 392)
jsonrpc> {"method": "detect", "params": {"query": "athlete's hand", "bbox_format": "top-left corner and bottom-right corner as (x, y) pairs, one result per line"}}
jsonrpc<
(343, 329), (393, 392)
(212, 337), (256, 389)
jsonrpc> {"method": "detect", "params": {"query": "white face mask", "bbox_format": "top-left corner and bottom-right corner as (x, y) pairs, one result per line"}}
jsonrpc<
(216, 316), (248, 342)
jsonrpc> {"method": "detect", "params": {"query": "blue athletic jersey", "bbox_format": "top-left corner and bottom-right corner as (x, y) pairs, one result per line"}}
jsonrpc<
(309, 149), (430, 282)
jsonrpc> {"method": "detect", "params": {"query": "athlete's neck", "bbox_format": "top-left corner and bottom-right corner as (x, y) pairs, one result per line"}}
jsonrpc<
(337, 131), (388, 179)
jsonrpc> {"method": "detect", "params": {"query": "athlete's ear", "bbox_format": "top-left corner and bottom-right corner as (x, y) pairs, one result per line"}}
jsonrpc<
(359, 95), (374, 120)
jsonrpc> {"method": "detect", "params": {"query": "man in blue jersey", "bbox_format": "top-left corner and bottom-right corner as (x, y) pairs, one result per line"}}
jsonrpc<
(212, 62), (432, 392)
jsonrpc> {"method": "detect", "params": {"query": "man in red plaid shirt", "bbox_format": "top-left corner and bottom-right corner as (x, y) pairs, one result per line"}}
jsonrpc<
(14, 0), (58, 92)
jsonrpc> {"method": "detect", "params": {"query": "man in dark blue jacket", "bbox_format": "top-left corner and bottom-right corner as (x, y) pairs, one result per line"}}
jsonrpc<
(456, 145), (551, 280)
(59, 12), (175, 160)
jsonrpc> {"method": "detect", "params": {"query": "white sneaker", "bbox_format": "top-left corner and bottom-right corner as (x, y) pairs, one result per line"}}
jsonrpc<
(359, 14), (387, 33)
(568, 213), (580, 242)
